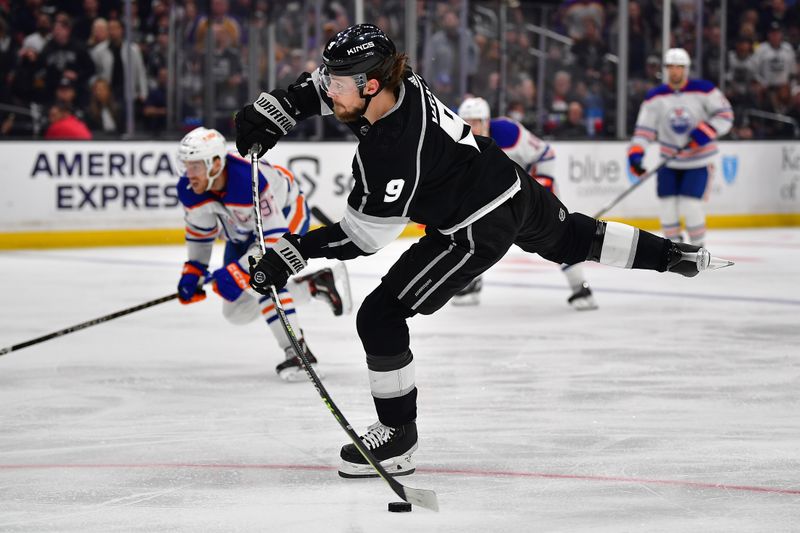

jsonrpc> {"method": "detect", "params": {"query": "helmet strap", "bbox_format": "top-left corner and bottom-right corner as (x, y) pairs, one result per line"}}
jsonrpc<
(204, 157), (224, 191)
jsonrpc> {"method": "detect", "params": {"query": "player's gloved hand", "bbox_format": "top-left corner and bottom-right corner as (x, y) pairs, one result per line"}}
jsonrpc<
(211, 262), (251, 302)
(235, 89), (297, 158)
(627, 145), (646, 177)
(248, 233), (308, 295)
(688, 121), (716, 149)
(177, 260), (208, 304)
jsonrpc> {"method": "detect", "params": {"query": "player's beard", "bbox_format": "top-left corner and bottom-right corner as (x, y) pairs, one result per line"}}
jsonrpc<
(332, 99), (368, 123)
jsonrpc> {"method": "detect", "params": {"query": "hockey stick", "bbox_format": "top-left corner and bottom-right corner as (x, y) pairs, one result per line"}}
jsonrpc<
(592, 149), (686, 219)
(310, 205), (335, 227)
(0, 292), (182, 357)
(248, 145), (438, 512)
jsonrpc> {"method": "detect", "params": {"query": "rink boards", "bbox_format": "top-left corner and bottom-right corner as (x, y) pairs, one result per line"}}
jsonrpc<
(0, 139), (799, 248)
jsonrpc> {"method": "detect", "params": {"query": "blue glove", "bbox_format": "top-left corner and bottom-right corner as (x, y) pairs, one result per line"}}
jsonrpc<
(688, 122), (716, 148)
(627, 145), (646, 176)
(178, 261), (208, 304)
(248, 233), (308, 295)
(212, 262), (251, 302)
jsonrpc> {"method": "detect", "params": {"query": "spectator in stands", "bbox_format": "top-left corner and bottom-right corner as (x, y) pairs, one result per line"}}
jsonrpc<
(44, 102), (92, 140)
(72, 0), (100, 44)
(560, 0), (604, 40)
(0, 15), (15, 103)
(21, 11), (51, 54)
(758, 0), (793, 37)
(85, 77), (121, 137)
(425, 8), (478, 108)
(37, 12), (95, 106)
(556, 101), (589, 139)
(609, 0), (652, 79)
(570, 16), (608, 83)
(195, 0), (242, 48)
(210, 23), (244, 134)
(143, 66), (168, 135)
(87, 17), (108, 56)
(753, 22), (796, 99)
(727, 37), (758, 97)
(54, 76), (85, 119)
(544, 70), (576, 133)
(93, 18), (149, 106)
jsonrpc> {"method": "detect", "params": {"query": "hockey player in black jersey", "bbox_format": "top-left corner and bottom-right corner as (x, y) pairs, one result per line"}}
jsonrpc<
(235, 24), (731, 478)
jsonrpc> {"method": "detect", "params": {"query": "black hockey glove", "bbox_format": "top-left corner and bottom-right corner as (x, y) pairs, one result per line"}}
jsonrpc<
(235, 89), (298, 158)
(248, 233), (308, 294)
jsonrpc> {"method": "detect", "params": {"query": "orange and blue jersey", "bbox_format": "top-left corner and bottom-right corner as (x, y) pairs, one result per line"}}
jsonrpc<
(178, 152), (310, 268)
(630, 79), (733, 170)
(490, 117), (557, 193)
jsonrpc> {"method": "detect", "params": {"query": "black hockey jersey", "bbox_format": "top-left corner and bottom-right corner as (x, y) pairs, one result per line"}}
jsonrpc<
(287, 68), (521, 258)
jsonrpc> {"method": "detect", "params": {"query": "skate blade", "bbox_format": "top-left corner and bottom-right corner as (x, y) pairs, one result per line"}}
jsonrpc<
(682, 251), (735, 272)
(338, 455), (416, 478)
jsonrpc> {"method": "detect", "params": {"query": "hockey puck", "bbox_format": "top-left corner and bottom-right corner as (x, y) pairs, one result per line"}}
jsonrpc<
(388, 501), (412, 513)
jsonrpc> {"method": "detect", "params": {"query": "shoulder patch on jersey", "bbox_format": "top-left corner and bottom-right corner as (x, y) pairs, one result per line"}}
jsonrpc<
(489, 118), (522, 149)
(177, 176), (214, 208)
(684, 79), (715, 93)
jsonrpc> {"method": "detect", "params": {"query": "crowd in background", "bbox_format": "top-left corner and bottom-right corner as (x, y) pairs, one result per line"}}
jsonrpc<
(0, 0), (798, 141)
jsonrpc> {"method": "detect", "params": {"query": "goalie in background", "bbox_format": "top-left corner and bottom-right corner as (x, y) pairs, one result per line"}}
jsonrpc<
(455, 96), (597, 310)
(175, 127), (352, 381)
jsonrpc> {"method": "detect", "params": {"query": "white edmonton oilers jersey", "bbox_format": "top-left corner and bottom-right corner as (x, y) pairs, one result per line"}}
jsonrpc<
(489, 117), (556, 180)
(631, 79), (733, 170)
(177, 153), (308, 267)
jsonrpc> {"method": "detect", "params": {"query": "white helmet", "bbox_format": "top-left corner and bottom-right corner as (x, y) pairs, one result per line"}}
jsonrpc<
(177, 127), (227, 190)
(664, 48), (691, 68)
(457, 97), (491, 121)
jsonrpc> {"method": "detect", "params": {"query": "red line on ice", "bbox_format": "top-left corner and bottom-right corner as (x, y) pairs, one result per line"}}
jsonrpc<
(1, 463), (798, 495)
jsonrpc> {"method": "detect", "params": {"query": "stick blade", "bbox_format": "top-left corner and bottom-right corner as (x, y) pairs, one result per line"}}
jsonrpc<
(401, 485), (439, 512)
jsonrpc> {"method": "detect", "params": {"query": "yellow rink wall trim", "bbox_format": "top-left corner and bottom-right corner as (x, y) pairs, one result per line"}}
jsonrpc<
(1, 213), (800, 250)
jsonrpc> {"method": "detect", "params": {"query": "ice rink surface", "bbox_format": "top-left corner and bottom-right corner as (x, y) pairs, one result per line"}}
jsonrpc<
(1, 228), (799, 532)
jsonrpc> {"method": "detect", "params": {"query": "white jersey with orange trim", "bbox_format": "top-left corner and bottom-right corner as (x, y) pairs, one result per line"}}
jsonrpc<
(177, 152), (310, 268)
(489, 117), (557, 192)
(630, 79), (734, 170)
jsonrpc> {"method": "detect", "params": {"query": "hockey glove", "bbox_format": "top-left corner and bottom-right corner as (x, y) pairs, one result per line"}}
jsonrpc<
(688, 122), (716, 149)
(211, 262), (251, 302)
(178, 260), (208, 304)
(248, 233), (307, 295)
(627, 145), (646, 177)
(235, 89), (297, 158)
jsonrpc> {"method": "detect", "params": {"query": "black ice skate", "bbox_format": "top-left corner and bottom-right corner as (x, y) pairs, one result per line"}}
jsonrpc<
(451, 276), (483, 306)
(276, 340), (324, 382)
(666, 242), (734, 277)
(567, 282), (598, 311)
(338, 421), (418, 478)
(297, 263), (352, 316)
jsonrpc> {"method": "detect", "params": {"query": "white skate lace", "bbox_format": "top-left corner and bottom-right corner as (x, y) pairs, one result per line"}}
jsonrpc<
(360, 422), (394, 450)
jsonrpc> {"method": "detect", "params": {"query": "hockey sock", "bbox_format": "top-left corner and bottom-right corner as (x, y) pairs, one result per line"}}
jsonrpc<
(680, 197), (706, 246)
(659, 196), (682, 241)
(259, 288), (303, 352)
(588, 221), (672, 272)
(368, 350), (417, 428)
(561, 263), (587, 291)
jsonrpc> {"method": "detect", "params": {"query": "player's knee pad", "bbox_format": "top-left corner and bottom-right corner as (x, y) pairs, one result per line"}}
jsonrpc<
(222, 293), (259, 325)
(357, 283), (415, 357)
